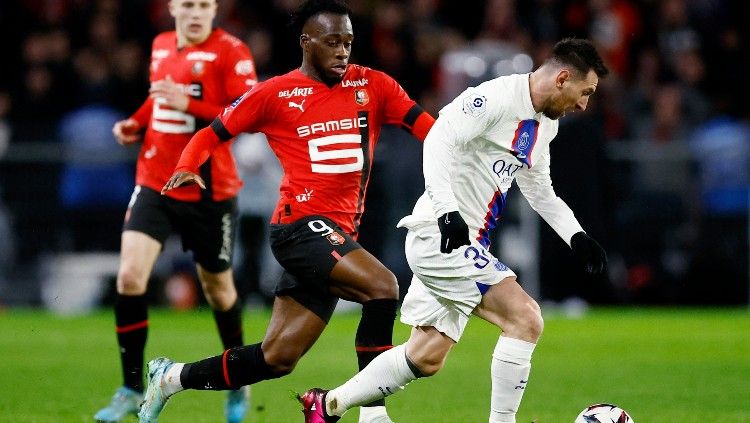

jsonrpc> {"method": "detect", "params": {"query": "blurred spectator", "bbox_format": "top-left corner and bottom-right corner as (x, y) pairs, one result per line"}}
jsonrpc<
(686, 113), (750, 303)
(110, 41), (150, 113)
(617, 83), (695, 298)
(0, 91), (10, 156)
(588, 0), (642, 78)
(57, 104), (133, 251)
(0, 91), (14, 285)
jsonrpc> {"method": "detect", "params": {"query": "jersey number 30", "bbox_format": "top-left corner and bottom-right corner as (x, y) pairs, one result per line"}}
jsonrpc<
(308, 134), (363, 174)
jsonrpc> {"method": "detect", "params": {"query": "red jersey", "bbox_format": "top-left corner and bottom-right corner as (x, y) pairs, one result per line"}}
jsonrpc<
(130, 28), (257, 201)
(177, 65), (435, 237)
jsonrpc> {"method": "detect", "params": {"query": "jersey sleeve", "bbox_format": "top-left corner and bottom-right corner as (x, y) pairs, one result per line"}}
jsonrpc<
(423, 116), (462, 216)
(438, 79), (507, 146)
(215, 81), (273, 138)
(514, 146), (584, 245)
(174, 126), (222, 173)
(129, 97), (153, 128)
(221, 40), (258, 100)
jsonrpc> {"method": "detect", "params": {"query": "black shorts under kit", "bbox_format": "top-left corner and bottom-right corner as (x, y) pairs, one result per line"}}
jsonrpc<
(270, 215), (361, 322)
(123, 185), (237, 273)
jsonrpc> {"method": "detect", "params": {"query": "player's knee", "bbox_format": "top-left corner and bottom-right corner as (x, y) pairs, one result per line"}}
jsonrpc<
(518, 300), (544, 342)
(368, 269), (399, 300)
(201, 281), (234, 308)
(410, 352), (446, 377)
(116, 267), (148, 295)
(262, 348), (301, 376)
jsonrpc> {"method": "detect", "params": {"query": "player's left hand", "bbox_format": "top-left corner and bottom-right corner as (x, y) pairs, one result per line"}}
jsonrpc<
(150, 75), (189, 111)
(570, 231), (608, 277)
(437, 211), (470, 253)
(161, 171), (206, 194)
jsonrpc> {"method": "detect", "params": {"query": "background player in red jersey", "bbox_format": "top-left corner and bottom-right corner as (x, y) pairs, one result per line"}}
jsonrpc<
(94, 1), (257, 423)
(138, 1), (435, 423)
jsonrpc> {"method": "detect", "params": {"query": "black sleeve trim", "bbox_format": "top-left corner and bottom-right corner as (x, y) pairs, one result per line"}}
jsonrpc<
(402, 104), (424, 128)
(210, 118), (234, 142)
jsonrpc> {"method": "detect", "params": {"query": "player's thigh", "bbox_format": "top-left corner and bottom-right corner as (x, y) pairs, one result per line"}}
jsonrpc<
(404, 224), (516, 318)
(270, 215), (368, 296)
(400, 224), (516, 341)
(473, 278), (543, 340)
(178, 196), (238, 273)
(329, 248), (398, 301)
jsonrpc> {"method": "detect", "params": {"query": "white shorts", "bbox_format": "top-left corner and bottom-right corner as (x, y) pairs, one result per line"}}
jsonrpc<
(399, 223), (516, 342)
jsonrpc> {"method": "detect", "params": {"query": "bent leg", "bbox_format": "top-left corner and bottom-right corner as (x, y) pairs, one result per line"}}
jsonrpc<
(404, 326), (455, 376)
(473, 277), (543, 423)
(330, 249), (399, 413)
(174, 295), (326, 392)
(325, 326), (452, 417)
(261, 295), (327, 374)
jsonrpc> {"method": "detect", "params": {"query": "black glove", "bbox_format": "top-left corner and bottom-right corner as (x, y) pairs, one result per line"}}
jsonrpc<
(570, 231), (608, 277)
(437, 211), (470, 253)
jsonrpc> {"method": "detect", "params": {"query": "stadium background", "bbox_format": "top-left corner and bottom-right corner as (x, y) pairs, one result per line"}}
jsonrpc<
(0, 1), (749, 422)
(0, 0), (747, 310)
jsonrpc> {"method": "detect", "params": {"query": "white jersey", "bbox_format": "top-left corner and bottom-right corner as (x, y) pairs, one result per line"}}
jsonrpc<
(398, 73), (583, 247)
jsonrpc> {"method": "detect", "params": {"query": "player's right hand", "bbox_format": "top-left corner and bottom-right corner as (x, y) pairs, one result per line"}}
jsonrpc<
(161, 171), (206, 194)
(437, 211), (470, 253)
(112, 118), (141, 145)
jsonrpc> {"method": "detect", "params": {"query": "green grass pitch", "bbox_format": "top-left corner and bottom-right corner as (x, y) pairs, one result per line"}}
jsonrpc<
(1, 307), (748, 422)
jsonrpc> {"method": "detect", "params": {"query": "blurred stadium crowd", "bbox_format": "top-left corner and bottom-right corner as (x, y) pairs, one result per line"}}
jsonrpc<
(0, 0), (748, 307)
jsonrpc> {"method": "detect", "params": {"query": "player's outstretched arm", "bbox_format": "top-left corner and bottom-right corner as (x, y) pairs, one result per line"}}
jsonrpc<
(161, 171), (206, 194)
(162, 124), (223, 194)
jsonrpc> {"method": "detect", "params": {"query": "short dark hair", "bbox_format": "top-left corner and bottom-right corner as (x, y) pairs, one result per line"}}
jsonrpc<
(290, 0), (351, 33)
(549, 38), (609, 78)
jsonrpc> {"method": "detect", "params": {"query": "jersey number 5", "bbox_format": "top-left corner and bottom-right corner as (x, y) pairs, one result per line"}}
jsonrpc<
(152, 98), (195, 134)
(308, 134), (363, 174)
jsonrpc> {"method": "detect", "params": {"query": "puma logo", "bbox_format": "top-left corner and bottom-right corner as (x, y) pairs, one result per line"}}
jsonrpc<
(288, 99), (305, 112)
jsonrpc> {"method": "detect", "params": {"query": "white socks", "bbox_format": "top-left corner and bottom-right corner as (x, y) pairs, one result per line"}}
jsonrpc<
(162, 363), (185, 397)
(489, 337), (536, 423)
(358, 405), (390, 423)
(326, 344), (417, 417)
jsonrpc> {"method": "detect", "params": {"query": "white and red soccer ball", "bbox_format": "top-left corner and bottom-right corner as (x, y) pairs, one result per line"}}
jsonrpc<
(575, 403), (634, 423)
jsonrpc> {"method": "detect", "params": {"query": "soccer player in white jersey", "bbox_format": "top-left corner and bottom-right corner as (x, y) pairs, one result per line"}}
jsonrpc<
(298, 38), (609, 423)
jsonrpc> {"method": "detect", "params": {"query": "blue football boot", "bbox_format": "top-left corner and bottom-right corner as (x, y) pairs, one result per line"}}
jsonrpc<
(225, 386), (250, 423)
(138, 357), (175, 423)
(94, 386), (144, 422)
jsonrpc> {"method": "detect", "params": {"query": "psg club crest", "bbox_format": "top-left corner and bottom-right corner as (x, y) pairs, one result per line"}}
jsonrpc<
(327, 232), (346, 246)
(192, 61), (205, 76)
(354, 89), (369, 106)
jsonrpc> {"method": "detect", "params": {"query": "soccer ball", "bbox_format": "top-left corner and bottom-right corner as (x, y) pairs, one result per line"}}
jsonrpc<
(574, 403), (634, 422)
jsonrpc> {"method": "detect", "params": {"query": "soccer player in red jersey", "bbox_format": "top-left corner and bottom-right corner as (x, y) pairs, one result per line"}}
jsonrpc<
(138, 1), (435, 422)
(94, 1), (257, 423)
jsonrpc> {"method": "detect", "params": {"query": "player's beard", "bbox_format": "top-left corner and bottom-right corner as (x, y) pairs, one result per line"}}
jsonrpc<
(542, 103), (565, 120)
(318, 67), (344, 86)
